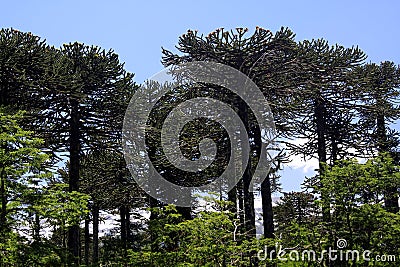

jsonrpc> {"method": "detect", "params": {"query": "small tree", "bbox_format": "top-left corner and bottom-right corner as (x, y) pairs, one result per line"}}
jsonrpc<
(0, 109), (49, 236)
(0, 109), (90, 265)
(304, 154), (400, 257)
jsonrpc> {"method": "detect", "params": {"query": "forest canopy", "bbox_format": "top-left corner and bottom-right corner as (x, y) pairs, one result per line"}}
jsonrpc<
(0, 27), (399, 266)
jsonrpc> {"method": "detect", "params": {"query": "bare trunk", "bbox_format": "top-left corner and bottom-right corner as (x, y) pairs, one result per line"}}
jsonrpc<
(315, 95), (330, 222)
(261, 174), (274, 238)
(84, 217), (90, 266)
(34, 213), (40, 242)
(93, 204), (99, 265)
(228, 186), (237, 214)
(377, 113), (399, 213)
(126, 206), (131, 247)
(120, 205), (127, 252)
(238, 101), (256, 238)
(237, 180), (245, 235)
(68, 97), (81, 265)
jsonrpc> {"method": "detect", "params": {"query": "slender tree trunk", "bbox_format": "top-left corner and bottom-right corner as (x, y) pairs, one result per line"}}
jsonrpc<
(148, 167), (162, 222)
(237, 180), (245, 235)
(243, 166), (256, 237)
(261, 174), (274, 238)
(149, 196), (159, 252)
(68, 97), (81, 265)
(228, 186), (237, 214)
(331, 134), (338, 165)
(175, 187), (192, 220)
(377, 113), (399, 213)
(84, 217), (90, 266)
(34, 213), (40, 242)
(120, 205), (127, 252)
(315, 95), (327, 162)
(252, 110), (274, 239)
(93, 204), (99, 265)
(238, 102), (256, 238)
(0, 167), (6, 234)
(377, 113), (387, 152)
(315, 94), (330, 222)
(126, 206), (131, 247)
(149, 196), (158, 220)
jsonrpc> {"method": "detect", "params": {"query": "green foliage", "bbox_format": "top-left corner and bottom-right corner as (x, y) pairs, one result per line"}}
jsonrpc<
(128, 199), (277, 266)
(316, 154), (400, 255)
(273, 154), (400, 266)
(0, 109), (90, 266)
(35, 183), (89, 229)
(0, 230), (21, 265)
(0, 109), (50, 231)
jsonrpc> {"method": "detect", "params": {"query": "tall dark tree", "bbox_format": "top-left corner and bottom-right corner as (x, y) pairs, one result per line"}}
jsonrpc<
(0, 29), (62, 160)
(287, 39), (366, 220)
(354, 61), (400, 212)
(33, 42), (136, 263)
(161, 27), (300, 238)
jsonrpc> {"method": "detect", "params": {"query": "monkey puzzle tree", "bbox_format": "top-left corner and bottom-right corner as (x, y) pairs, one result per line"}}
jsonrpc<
(0, 28), (137, 263)
(0, 28), (53, 111)
(0, 29), (61, 160)
(286, 39), (366, 221)
(32, 42), (137, 263)
(353, 61), (400, 213)
(161, 27), (300, 238)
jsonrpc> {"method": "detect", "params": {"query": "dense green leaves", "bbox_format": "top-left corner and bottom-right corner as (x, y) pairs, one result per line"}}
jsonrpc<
(129, 200), (277, 267)
(0, 110), (90, 266)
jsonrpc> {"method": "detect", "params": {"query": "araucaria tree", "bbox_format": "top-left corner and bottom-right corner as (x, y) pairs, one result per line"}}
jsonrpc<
(161, 27), (300, 239)
(41, 42), (136, 263)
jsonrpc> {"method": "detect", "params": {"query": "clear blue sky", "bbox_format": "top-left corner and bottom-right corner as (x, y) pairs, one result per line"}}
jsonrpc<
(2, 0), (399, 192)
